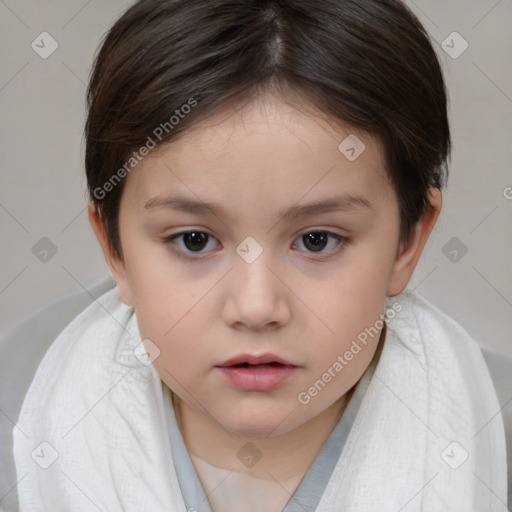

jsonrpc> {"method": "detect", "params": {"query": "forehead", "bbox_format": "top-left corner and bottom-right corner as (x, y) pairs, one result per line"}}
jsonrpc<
(121, 92), (393, 218)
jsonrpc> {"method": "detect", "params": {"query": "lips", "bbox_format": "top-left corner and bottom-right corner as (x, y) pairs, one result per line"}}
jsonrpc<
(215, 353), (297, 391)
(216, 353), (297, 368)
(231, 362), (284, 368)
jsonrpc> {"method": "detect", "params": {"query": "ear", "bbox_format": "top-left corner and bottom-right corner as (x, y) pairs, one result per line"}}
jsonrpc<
(387, 188), (442, 297)
(88, 203), (134, 306)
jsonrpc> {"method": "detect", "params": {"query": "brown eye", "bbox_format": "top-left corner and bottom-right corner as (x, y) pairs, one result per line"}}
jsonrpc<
(163, 229), (349, 261)
(302, 232), (329, 252)
(163, 230), (220, 258)
(292, 231), (347, 256)
(182, 231), (209, 252)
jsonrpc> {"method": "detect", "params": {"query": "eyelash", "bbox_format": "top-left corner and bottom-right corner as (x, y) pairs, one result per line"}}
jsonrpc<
(161, 230), (350, 261)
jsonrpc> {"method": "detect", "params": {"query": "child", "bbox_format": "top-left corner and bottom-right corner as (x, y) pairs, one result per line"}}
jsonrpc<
(11, 0), (510, 510)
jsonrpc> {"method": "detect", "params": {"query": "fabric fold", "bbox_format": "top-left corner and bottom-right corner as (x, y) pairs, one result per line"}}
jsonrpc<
(12, 287), (508, 511)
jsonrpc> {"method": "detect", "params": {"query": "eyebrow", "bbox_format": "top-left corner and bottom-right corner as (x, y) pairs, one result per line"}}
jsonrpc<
(144, 193), (373, 221)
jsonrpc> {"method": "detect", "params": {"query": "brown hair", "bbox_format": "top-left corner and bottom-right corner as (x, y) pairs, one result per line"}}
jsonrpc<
(85, 0), (451, 261)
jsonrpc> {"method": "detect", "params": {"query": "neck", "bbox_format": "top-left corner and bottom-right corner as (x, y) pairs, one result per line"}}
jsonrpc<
(171, 324), (385, 511)
(173, 386), (355, 484)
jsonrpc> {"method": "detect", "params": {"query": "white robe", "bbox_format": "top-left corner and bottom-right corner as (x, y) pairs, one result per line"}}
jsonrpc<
(12, 287), (508, 511)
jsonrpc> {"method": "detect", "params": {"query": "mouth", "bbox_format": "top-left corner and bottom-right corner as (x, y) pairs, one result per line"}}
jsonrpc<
(216, 352), (297, 368)
(230, 362), (287, 368)
(216, 354), (297, 391)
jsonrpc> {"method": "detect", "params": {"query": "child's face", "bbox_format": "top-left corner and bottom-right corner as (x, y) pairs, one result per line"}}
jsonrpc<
(93, 91), (434, 437)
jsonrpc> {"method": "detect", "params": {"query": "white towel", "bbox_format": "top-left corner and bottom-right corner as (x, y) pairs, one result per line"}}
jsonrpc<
(12, 287), (508, 511)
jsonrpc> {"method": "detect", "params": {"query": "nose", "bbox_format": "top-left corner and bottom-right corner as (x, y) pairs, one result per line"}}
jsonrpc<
(221, 248), (291, 331)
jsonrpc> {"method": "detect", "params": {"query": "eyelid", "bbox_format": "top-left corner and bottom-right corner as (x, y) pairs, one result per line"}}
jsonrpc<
(163, 229), (220, 261)
(292, 230), (349, 261)
(162, 228), (350, 260)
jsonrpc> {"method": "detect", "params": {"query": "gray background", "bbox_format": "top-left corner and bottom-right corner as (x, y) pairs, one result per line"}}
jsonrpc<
(1, 0), (511, 354)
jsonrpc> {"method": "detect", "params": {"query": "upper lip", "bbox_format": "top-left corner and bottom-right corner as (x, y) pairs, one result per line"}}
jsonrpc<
(216, 353), (297, 367)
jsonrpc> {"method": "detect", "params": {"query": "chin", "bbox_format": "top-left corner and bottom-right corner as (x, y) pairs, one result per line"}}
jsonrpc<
(226, 421), (285, 438)
(218, 406), (302, 438)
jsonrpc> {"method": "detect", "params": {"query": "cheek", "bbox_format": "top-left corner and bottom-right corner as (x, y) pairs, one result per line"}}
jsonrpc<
(121, 236), (218, 373)
(123, 234), (190, 324)
(131, 282), (210, 378)
(303, 248), (392, 383)
(315, 255), (390, 336)
(134, 289), (202, 346)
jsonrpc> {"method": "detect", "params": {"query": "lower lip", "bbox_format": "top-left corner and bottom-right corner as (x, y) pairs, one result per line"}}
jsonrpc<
(216, 365), (296, 391)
